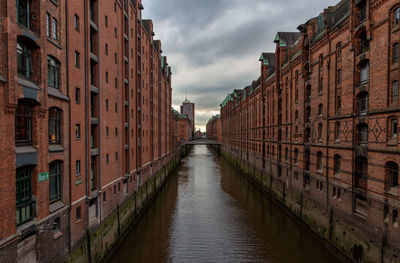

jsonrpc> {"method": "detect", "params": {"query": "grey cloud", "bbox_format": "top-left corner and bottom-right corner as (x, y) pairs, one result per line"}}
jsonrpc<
(143, 0), (337, 127)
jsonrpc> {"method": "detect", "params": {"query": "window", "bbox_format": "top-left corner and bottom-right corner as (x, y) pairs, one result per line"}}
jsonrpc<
(390, 118), (398, 140)
(48, 107), (62, 144)
(76, 160), (81, 175)
(75, 51), (80, 68)
(76, 124), (81, 139)
(105, 71), (109, 83)
(52, 17), (58, 40)
(358, 92), (368, 113)
(319, 77), (323, 94)
(358, 0), (367, 23)
(337, 43), (342, 60)
(357, 123), (368, 145)
(337, 69), (342, 84)
(106, 154), (109, 164)
(74, 14), (80, 31)
(318, 104), (323, 116)
(294, 149), (299, 164)
(115, 152), (118, 161)
(47, 56), (60, 88)
(355, 156), (368, 189)
(115, 78), (118, 89)
(75, 88), (80, 104)
(76, 206), (81, 220)
(49, 161), (62, 203)
(114, 28), (117, 38)
(105, 15), (108, 27)
(115, 103), (118, 113)
(106, 99), (109, 111)
(16, 103), (33, 145)
(115, 128), (118, 137)
(17, 41), (32, 80)
(394, 7), (400, 26)
(103, 191), (106, 202)
(17, 0), (32, 29)
(393, 43), (399, 64)
(359, 61), (369, 85)
(336, 96), (342, 114)
(334, 155), (341, 176)
(46, 13), (51, 38)
(317, 152), (323, 171)
(386, 162), (399, 190)
(392, 81), (399, 105)
(305, 150), (310, 171)
(295, 110), (299, 120)
(358, 31), (369, 55)
(16, 166), (33, 225)
(106, 127), (109, 136)
(335, 122), (341, 141)
(318, 123), (323, 140)
(105, 43), (108, 55)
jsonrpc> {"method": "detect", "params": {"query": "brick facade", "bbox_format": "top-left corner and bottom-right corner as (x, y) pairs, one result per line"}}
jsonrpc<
(0, 0), (175, 262)
(220, 0), (400, 261)
(206, 115), (222, 142)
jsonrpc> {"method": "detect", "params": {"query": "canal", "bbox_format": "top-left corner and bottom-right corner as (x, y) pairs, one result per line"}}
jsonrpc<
(109, 146), (340, 263)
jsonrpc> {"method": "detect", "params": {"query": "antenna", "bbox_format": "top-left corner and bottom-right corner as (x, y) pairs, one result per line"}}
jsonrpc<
(185, 88), (188, 100)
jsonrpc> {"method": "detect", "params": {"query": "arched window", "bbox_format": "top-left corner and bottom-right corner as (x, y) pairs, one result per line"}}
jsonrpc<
(48, 56), (60, 88)
(17, 41), (32, 80)
(357, 92), (368, 113)
(386, 162), (399, 190)
(355, 156), (368, 189)
(317, 151), (323, 171)
(49, 161), (62, 203)
(16, 102), (33, 145)
(334, 154), (341, 176)
(394, 7), (400, 26)
(49, 107), (62, 144)
(357, 123), (368, 145)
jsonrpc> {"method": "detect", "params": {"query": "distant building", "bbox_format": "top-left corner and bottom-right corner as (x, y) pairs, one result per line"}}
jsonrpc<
(206, 115), (222, 142)
(194, 130), (203, 139)
(180, 99), (195, 130)
(172, 109), (193, 144)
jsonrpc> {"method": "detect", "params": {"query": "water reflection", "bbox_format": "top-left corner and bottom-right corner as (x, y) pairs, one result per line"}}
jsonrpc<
(110, 146), (339, 263)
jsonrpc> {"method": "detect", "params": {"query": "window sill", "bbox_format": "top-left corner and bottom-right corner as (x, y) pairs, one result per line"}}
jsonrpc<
(385, 187), (398, 196)
(47, 37), (62, 49)
(49, 144), (64, 153)
(53, 231), (62, 240)
(49, 201), (64, 213)
(387, 139), (397, 146)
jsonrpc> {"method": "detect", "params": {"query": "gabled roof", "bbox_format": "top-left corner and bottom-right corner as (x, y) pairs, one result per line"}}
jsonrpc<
(324, 0), (350, 29)
(274, 32), (301, 47)
(142, 20), (152, 36)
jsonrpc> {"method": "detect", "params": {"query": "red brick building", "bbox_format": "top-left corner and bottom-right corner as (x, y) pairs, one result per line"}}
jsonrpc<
(221, 0), (400, 261)
(206, 115), (222, 142)
(0, 0), (174, 262)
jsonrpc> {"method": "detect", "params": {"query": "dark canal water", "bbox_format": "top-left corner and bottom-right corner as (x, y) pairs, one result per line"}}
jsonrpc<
(110, 146), (340, 263)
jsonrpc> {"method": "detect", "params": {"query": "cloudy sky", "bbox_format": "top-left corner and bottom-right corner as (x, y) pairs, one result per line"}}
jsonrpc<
(143, 0), (336, 131)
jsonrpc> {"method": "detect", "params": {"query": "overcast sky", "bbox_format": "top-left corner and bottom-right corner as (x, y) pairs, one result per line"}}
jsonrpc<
(143, 0), (337, 131)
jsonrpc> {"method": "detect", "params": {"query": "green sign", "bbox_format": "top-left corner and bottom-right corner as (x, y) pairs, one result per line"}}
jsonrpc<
(38, 172), (49, 183)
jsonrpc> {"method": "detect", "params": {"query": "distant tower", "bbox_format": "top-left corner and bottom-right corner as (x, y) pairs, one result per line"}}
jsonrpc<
(180, 96), (195, 130)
